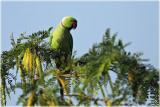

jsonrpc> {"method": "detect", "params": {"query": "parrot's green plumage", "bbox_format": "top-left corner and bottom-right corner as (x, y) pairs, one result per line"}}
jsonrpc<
(49, 16), (77, 96)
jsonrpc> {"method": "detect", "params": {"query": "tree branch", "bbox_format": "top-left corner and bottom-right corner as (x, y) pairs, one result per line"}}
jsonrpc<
(59, 94), (110, 102)
(55, 74), (86, 77)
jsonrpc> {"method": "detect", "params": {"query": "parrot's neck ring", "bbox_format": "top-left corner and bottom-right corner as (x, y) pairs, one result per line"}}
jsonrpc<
(61, 21), (71, 30)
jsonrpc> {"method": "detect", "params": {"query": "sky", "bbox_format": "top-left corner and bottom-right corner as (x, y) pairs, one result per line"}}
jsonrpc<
(1, 1), (159, 106)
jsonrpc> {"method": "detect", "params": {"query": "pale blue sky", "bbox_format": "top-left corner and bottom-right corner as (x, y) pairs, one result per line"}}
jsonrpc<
(1, 1), (159, 105)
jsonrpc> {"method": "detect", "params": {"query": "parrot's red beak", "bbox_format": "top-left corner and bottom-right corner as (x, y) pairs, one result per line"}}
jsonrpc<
(73, 22), (77, 29)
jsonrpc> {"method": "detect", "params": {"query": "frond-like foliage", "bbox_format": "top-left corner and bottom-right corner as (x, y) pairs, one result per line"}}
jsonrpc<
(1, 28), (159, 106)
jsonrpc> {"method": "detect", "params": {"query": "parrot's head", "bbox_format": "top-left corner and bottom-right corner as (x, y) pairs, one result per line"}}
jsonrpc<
(61, 16), (77, 30)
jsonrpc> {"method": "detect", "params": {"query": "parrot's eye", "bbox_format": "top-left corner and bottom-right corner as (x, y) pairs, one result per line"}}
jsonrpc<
(69, 19), (72, 22)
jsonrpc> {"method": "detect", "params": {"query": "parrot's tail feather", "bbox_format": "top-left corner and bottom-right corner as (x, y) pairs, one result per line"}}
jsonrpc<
(58, 80), (64, 96)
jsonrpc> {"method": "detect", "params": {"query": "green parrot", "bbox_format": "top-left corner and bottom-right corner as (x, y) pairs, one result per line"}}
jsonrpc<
(49, 16), (77, 96)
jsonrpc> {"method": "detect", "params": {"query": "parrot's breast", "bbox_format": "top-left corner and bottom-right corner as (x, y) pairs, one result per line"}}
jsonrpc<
(50, 25), (73, 54)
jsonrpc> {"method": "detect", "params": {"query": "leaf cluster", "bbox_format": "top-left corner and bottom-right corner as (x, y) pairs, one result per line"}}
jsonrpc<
(1, 28), (159, 106)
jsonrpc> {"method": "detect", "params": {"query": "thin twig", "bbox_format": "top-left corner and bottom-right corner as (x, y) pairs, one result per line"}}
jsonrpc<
(54, 74), (86, 77)
(59, 94), (110, 102)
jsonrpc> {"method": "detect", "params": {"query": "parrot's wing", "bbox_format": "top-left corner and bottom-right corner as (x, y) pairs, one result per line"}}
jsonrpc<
(69, 35), (73, 54)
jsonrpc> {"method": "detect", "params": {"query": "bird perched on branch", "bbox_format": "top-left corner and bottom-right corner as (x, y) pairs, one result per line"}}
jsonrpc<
(49, 16), (77, 96)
